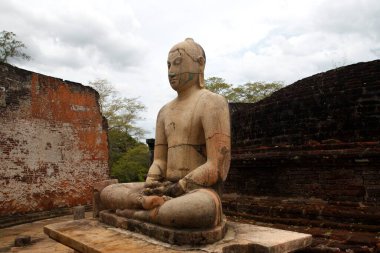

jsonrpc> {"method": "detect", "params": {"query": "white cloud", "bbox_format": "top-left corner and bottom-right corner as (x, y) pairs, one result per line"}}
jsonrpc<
(3, 0), (146, 72)
(1, 0), (379, 137)
(204, 0), (380, 86)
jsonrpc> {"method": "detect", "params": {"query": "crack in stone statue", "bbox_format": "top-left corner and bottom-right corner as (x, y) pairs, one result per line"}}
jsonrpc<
(95, 38), (231, 239)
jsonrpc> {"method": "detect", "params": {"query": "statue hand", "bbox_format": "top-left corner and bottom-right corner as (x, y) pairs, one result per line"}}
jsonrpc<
(145, 180), (171, 188)
(143, 181), (171, 196)
(162, 182), (185, 197)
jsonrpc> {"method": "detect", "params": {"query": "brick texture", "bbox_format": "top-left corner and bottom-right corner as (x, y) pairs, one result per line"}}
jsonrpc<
(224, 60), (380, 228)
(0, 63), (109, 218)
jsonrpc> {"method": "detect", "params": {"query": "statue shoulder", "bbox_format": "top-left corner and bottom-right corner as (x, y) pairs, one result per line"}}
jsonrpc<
(157, 99), (175, 118)
(199, 89), (228, 109)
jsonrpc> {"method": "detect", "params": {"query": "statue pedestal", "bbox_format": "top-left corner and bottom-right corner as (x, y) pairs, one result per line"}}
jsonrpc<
(44, 218), (312, 253)
(99, 210), (227, 245)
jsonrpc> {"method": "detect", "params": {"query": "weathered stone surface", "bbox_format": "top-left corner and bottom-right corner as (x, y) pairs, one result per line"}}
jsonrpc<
(0, 205), (92, 229)
(99, 210), (227, 245)
(0, 213), (93, 253)
(0, 62), (109, 222)
(44, 218), (312, 253)
(45, 219), (195, 253)
(93, 179), (119, 193)
(2, 213), (378, 253)
(93, 179), (118, 218)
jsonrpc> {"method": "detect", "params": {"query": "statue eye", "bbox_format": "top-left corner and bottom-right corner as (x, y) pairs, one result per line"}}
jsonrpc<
(174, 57), (182, 65)
(167, 62), (171, 69)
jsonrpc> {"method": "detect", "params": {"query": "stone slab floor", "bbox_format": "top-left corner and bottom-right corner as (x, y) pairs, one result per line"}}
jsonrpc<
(0, 213), (95, 253)
(1, 212), (379, 253)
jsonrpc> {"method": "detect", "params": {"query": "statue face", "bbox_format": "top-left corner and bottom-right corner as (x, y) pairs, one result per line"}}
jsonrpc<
(167, 48), (201, 92)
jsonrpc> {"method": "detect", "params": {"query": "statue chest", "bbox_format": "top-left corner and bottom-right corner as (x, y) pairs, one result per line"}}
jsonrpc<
(163, 107), (204, 145)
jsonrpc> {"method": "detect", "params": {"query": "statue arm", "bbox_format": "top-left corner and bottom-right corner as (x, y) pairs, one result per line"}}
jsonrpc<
(179, 95), (231, 192)
(146, 109), (168, 184)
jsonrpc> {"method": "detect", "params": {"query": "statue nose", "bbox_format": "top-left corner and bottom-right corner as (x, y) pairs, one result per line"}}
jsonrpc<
(168, 72), (176, 78)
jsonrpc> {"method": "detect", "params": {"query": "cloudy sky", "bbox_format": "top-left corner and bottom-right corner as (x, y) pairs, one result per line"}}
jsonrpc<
(1, 0), (379, 138)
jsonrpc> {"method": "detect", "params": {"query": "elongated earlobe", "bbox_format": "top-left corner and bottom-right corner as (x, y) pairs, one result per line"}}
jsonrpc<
(199, 75), (205, 88)
(197, 56), (205, 88)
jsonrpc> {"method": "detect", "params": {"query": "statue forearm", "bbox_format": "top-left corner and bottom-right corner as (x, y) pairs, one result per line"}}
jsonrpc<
(179, 161), (219, 192)
(146, 160), (166, 183)
(180, 133), (231, 192)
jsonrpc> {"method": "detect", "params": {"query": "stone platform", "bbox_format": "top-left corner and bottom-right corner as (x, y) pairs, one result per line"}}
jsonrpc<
(99, 210), (227, 245)
(44, 218), (312, 253)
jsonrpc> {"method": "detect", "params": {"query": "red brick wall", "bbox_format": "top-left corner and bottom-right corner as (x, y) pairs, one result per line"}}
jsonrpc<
(224, 60), (380, 228)
(0, 63), (109, 217)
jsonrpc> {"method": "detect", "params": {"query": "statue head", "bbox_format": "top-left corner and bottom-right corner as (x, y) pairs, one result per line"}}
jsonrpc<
(167, 38), (206, 91)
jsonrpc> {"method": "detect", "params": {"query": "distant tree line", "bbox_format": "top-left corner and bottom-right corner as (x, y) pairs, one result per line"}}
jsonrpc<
(205, 77), (284, 103)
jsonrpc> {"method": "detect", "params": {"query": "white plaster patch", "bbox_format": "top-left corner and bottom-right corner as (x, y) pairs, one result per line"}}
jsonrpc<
(71, 105), (90, 112)
(0, 117), (108, 215)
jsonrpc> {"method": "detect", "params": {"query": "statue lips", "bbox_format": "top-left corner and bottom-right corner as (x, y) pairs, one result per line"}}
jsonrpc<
(169, 78), (177, 84)
(169, 77), (179, 89)
(169, 74), (177, 81)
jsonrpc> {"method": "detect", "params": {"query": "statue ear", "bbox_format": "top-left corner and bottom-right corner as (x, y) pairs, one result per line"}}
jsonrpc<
(197, 56), (205, 66)
(198, 56), (205, 88)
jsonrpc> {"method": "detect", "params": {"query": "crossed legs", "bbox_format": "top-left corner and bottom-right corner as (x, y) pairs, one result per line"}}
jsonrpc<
(100, 183), (222, 229)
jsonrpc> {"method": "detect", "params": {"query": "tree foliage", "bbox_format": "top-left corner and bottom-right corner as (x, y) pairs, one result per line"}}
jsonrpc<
(205, 77), (284, 103)
(204, 77), (235, 100)
(89, 79), (146, 138)
(0, 31), (31, 63)
(89, 79), (149, 182)
(111, 144), (150, 183)
(108, 128), (138, 168)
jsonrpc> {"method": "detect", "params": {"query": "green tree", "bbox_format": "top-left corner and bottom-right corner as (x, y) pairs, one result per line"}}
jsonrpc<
(205, 77), (232, 97)
(108, 128), (138, 168)
(0, 31), (31, 63)
(89, 79), (150, 182)
(89, 79), (146, 138)
(205, 77), (239, 101)
(111, 144), (150, 183)
(234, 81), (284, 103)
(205, 76), (284, 103)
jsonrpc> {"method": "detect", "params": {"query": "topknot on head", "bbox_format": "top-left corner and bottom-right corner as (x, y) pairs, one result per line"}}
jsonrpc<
(170, 38), (206, 63)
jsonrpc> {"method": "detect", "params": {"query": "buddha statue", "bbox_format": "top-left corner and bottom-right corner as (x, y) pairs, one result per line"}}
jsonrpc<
(97, 38), (231, 230)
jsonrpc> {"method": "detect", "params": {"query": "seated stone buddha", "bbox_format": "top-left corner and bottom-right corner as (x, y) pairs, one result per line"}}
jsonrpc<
(96, 38), (231, 231)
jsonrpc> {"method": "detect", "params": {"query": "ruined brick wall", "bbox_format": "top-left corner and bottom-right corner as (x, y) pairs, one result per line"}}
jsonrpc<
(0, 63), (109, 220)
(224, 60), (380, 228)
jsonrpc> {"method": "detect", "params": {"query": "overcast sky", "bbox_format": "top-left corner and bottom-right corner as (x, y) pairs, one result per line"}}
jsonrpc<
(1, 0), (379, 138)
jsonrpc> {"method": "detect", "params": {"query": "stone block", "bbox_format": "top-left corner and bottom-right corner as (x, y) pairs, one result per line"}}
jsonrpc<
(73, 206), (85, 220)
(92, 179), (118, 218)
(99, 210), (227, 245)
(14, 235), (31, 247)
(44, 218), (312, 253)
(93, 179), (118, 193)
